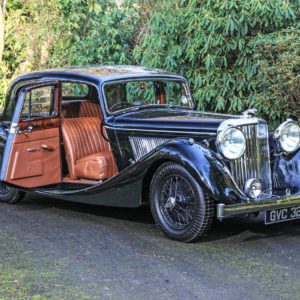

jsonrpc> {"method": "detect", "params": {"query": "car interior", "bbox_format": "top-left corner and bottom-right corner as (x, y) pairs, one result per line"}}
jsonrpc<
(5, 79), (188, 190)
(4, 81), (119, 189)
(60, 82), (118, 185)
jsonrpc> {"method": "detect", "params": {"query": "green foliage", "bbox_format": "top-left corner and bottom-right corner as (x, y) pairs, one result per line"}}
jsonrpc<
(0, 0), (61, 108)
(134, 0), (300, 124)
(249, 27), (300, 123)
(1, 0), (299, 125)
(0, 0), (139, 108)
(49, 0), (139, 66)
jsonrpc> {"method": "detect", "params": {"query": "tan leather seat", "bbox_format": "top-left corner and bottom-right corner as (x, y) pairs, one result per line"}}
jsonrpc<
(62, 100), (101, 118)
(62, 117), (118, 180)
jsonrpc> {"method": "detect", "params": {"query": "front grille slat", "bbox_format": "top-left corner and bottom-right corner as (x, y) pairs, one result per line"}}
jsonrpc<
(129, 137), (169, 161)
(230, 122), (272, 198)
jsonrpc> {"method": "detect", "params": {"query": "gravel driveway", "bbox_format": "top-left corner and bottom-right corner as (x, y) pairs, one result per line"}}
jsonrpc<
(0, 194), (299, 299)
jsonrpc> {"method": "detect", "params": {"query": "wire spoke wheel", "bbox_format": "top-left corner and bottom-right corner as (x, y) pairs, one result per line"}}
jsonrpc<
(0, 154), (25, 204)
(0, 182), (12, 196)
(0, 154), (12, 197)
(160, 175), (196, 230)
(150, 162), (215, 242)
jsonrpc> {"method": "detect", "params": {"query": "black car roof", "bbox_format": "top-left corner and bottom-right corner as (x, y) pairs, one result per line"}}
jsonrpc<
(17, 65), (185, 84)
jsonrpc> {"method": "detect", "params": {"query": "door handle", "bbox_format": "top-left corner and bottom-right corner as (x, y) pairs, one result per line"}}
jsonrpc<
(40, 144), (54, 151)
(17, 125), (34, 136)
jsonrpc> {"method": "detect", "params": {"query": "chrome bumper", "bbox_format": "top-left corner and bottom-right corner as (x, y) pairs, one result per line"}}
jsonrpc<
(217, 194), (300, 220)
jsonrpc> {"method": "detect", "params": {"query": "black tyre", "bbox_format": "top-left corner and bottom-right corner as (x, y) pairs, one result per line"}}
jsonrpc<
(150, 162), (215, 242)
(0, 182), (25, 204)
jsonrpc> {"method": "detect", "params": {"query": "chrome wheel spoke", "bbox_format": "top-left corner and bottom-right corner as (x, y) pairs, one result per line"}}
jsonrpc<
(160, 175), (196, 230)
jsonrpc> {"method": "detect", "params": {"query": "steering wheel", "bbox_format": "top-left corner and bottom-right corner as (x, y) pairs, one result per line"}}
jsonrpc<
(110, 102), (132, 111)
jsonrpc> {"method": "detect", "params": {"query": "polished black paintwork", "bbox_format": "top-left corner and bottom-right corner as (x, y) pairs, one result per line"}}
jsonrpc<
(105, 108), (234, 171)
(107, 109), (232, 132)
(34, 139), (247, 207)
(2, 66), (186, 122)
(1, 65), (300, 209)
(273, 148), (300, 194)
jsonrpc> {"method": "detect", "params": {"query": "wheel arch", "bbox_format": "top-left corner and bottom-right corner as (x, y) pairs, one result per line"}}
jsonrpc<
(141, 156), (209, 205)
(141, 158), (172, 204)
(140, 139), (246, 205)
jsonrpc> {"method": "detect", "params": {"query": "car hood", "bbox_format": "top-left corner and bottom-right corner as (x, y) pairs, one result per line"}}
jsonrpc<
(108, 108), (239, 136)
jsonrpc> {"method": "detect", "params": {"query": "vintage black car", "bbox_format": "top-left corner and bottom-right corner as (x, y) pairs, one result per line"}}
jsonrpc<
(0, 66), (300, 242)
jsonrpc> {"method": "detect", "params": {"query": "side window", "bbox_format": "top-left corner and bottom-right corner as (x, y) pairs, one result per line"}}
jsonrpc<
(62, 83), (89, 98)
(21, 86), (56, 120)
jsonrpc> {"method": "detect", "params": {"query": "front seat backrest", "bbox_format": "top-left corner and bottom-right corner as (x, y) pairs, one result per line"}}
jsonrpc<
(62, 117), (115, 179)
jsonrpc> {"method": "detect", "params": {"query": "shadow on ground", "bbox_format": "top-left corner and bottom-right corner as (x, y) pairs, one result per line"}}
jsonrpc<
(18, 193), (300, 243)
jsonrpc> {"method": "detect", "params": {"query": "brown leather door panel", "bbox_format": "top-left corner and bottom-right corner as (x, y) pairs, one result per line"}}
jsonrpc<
(10, 151), (43, 180)
(5, 128), (61, 188)
(14, 124), (59, 144)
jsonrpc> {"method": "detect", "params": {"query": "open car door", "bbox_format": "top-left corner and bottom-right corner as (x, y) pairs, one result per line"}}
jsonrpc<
(1, 83), (61, 188)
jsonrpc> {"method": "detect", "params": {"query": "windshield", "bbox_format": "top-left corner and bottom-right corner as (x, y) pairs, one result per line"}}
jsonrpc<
(103, 79), (193, 113)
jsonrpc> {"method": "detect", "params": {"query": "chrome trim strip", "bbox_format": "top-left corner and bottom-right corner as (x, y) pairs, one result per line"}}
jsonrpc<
(105, 125), (216, 136)
(217, 194), (300, 219)
(1, 90), (26, 180)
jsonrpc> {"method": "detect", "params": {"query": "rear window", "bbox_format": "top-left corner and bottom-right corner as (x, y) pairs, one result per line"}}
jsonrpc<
(62, 83), (89, 98)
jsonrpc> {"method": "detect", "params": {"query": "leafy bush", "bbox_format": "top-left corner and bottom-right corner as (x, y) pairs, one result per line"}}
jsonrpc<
(134, 0), (299, 125)
(249, 27), (300, 123)
(0, 0), (138, 108)
(49, 0), (138, 66)
(1, 0), (299, 126)
(0, 0), (61, 108)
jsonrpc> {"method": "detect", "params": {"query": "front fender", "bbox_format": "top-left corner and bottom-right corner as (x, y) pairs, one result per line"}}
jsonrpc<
(150, 139), (247, 204)
(273, 148), (300, 193)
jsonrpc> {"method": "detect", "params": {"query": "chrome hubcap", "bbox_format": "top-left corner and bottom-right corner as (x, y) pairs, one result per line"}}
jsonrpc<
(165, 197), (176, 209)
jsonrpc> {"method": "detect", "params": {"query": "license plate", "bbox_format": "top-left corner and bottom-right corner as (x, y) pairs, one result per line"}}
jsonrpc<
(265, 206), (300, 224)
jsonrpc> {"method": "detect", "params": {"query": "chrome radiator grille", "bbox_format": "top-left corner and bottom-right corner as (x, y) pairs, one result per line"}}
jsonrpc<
(229, 122), (272, 197)
(129, 137), (169, 161)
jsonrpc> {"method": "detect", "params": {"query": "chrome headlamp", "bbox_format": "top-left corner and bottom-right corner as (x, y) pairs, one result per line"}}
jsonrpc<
(274, 120), (300, 154)
(217, 127), (246, 160)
